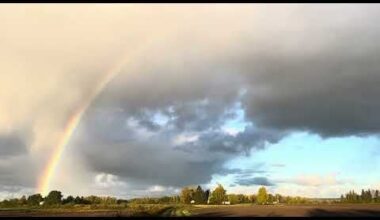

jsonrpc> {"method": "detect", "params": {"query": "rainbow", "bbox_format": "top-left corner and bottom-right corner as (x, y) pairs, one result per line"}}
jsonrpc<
(37, 55), (129, 196)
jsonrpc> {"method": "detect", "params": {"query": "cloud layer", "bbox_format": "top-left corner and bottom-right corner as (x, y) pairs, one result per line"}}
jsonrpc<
(0, 4), (380, 198)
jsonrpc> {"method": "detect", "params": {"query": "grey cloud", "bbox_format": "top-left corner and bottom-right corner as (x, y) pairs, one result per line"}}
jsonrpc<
(0, 133), (28, 158)
(50, 5), (380, 196)
(217, 166), (267, 177)
(77, 4), (380, 190)
(1, 5), (380, 197)
(192, 125), (284, 155)
(0, 155), (38, 188)
(237, 6), (380, 137)
(78, 101), (280, 191)
(236, 177), (275, 187)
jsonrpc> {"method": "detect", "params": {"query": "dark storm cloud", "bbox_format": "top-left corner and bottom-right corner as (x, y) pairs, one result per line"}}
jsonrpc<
(78, 96), (287, 191)
(0, 5), (376, 197)
(74, 6), (380, 193)
(0, 131), (38, 193)
(0, 133), (27, 158)
(176, 125), (285, 155)
(236, 177), (275, 186)
(79, 139), (229, 187)
(80, 96), (281, 187)
(237, 5), (380, 137)
(0, 155), (38, 188)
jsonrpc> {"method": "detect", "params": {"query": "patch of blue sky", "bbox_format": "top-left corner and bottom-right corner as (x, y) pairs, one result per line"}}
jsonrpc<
(152, 111), (170, 126)
(221, 103), (252, 136)
(223, 131), (380, 187)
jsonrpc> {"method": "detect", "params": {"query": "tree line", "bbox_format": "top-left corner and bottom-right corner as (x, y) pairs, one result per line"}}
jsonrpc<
(178, 184), (311, 205)
(340, 189), (380, 203)
(0, 190), (126, 208)
(3, 185), (377, 208)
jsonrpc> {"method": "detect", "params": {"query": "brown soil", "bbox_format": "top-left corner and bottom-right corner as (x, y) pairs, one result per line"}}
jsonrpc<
(2, 204), (380, 217)
(192, 204), (380, 217)
(0, 210), (129, 217)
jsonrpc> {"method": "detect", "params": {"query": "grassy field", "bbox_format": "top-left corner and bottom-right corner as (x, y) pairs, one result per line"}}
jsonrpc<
(2, 204), (380, 217)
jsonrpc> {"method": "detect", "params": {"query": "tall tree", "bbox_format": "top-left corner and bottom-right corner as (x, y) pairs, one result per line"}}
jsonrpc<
(204, 189), (210, 203)
(44, 190), (63, 206)
(257, 186), (268, 205)
(193, 185), (208, 204)
(27, 194), (43, 206)
(180, 187), (193, 204)
(62, 196), (75, 205)
(375, 190), (379, 202)
(18, 195), (27, 206)
(209, 184), (227, 205)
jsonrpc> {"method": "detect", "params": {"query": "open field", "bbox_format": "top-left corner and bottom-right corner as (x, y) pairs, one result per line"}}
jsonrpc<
(191, 204), (380, 217)
(2, 204), (380, 217)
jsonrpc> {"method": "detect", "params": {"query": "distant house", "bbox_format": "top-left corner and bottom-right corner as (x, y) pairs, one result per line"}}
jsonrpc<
(39, 201), (44, 206)
(190, 200), (195, 204)
(222, 201), (230, 205)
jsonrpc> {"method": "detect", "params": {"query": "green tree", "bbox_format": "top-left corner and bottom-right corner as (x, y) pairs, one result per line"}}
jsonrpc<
(275, 194), (283, 203)
(62, 195), (75, 205)
(18, 195), (27, 206)
(44, 190), (63, 206)
(340, 194), (345, 203)
(227, 194), (239, 204)
(101, 196), (117, 205)
(86, 195), (102, 204)
(375, 190), (379, 202)
(267, 194), (274, 204)
(257, 186), (268, 205)
(27, 194), (43, 206)
(249, 194), (257, 203)
(180, 187), (193, 204)
(209, 184), (227, 205)
(193, 185), (208, 204)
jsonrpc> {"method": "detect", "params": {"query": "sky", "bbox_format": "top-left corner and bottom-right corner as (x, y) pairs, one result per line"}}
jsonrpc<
(1, 4), (380, 199)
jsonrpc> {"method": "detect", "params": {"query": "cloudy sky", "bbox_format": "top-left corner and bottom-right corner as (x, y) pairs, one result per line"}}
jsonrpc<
(1, 4), (380, 199)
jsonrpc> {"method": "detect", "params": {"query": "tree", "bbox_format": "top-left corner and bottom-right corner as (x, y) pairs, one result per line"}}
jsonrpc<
(86, 195), (102, 204)
(209, 184), (227, 205)
(193, 185), (208, 204)
(62, 196), (75, 205)
(249, 194), (257, 203)
(375, 190), (379, 202)
(44, 190), (63, 206)
(267, 194), (274, 204)
(228, 194), (239, 205)
(275, 194), (283, 203)
(257, 186), (268, 205)
(180, 187), (193, 204)
(18, 195), (27, 206)
(204, 190), (210, 203)
(27, 194), (43, 206)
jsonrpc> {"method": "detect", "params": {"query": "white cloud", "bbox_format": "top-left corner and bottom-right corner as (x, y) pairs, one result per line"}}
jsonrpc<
(172, 133), (199, 146)
(95, 173), (126, 188)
